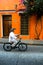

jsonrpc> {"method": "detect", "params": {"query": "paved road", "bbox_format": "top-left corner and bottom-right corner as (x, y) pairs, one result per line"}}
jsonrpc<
(0, 44), (43, 65)
(0, 51), (43, 65)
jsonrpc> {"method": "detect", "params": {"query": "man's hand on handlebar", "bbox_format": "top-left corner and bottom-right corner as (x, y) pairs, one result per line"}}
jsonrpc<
(16, 34), (19, 38)
(16, 35), (22, 39)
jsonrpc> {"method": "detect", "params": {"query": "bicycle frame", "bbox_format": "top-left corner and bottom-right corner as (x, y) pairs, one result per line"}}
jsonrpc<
(13, 39), (21, 48)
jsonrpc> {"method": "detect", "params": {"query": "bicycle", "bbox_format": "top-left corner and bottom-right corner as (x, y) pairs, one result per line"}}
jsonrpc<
(3, 38), (27, 51)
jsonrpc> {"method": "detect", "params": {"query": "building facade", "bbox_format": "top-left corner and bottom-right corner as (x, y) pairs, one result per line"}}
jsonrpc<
(0, 0), (43, 40)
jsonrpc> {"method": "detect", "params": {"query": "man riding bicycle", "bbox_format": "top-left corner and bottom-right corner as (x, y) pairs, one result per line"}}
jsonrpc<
(9, 28), (20, 47)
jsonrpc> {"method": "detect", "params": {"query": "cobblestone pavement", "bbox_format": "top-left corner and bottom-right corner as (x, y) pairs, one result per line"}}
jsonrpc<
(0, 51), (43, 65)
(0, 38), (43, 65)
(0, 44), (43, 65)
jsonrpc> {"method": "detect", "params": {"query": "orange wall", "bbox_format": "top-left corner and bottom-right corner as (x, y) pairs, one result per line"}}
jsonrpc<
(40, 16), (43, 40)
(0, 22), (1, 37)
(0, 0), (18, 10)
(12, 12), (30, 40)
(29, 15), (43, 40)
(12, 12), (20, 34)
(0, 0), (43, 40)
(29, 15), (37, 39)
(12, 13), (43, 40)
(0, 12), (43, 40)
(0, 15), (2, 37)
(0, 0), (24, 10)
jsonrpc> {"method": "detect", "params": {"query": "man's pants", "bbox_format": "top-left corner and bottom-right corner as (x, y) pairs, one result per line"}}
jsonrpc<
(12, 39), (19, 47)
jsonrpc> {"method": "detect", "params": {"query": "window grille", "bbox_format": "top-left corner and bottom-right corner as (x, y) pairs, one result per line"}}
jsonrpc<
(21, 14), (28, 35)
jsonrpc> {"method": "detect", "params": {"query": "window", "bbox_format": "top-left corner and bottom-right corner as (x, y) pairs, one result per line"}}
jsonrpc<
(21, 14), (28, 35)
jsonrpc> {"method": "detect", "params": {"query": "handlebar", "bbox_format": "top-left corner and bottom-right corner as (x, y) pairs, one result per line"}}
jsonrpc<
(16, 34), (22, 39)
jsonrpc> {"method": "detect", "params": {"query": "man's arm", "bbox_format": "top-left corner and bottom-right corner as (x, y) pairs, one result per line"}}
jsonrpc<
(15, 34), (20, 38)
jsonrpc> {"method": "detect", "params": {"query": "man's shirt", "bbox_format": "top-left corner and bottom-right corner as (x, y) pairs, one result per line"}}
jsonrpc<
(9, 32), (17, 42)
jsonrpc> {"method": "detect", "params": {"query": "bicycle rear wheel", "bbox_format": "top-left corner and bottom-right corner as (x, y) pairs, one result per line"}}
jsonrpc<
(3, 43), (12, 51)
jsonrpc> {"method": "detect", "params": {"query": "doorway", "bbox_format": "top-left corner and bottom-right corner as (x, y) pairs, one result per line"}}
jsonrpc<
(2, 15), (12, 37)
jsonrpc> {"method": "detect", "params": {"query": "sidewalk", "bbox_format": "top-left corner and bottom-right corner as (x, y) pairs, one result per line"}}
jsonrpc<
(0, 38), (43, 45)
(0, 38), (8, 43)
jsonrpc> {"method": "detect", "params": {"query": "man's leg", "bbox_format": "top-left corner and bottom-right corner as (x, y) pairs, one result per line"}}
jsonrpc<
(11, 40), (18, 47)
(11, 43), (15, 47)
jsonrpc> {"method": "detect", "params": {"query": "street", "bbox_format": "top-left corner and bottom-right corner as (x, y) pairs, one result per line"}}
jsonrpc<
(0, 44), (43, 65)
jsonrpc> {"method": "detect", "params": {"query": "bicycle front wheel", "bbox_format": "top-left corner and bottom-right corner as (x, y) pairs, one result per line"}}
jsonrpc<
(18, 43), (27, 51)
